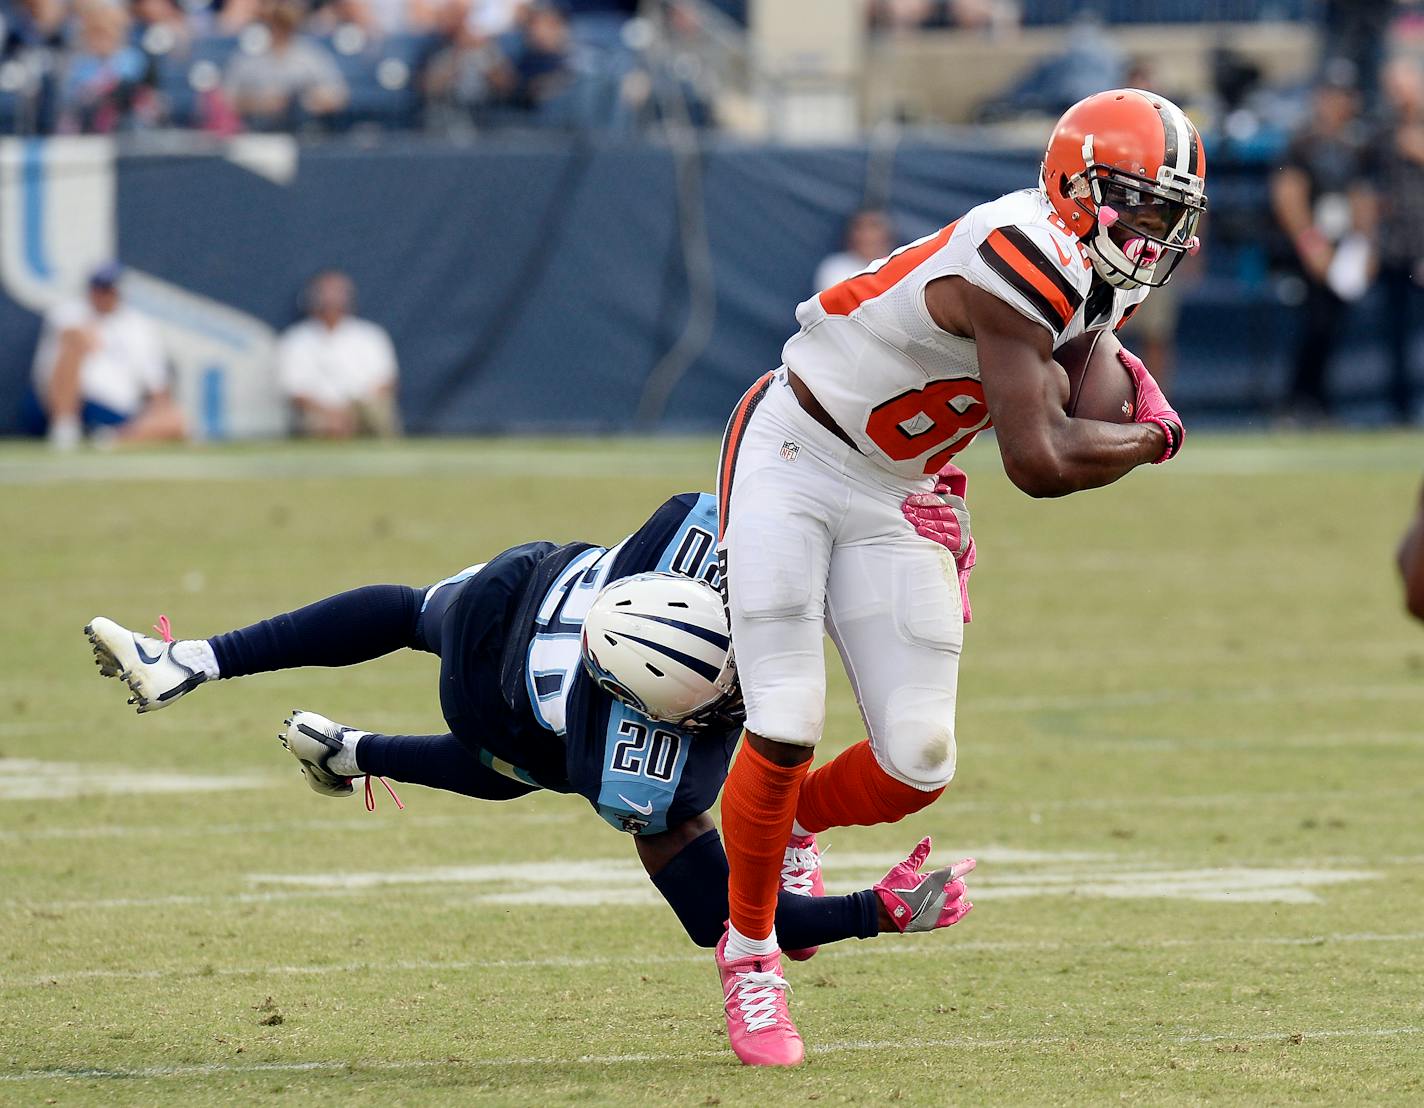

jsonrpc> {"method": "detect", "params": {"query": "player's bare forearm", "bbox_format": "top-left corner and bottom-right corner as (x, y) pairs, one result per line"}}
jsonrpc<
(954, 283), (1167, 497)
(1013, 413), (1168, 498)
(1398, 484), (1424, 621)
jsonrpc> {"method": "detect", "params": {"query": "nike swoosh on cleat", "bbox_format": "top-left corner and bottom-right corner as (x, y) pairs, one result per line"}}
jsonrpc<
(618, 794), (655, 816)
(133, 639), (165, 665)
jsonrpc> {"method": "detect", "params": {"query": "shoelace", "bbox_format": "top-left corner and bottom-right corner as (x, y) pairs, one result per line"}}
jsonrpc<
(156, 614), (407, 815)
(725, 970), (792, 1034)
(780, 842), (826, 897)
(363, 774), (404, 812)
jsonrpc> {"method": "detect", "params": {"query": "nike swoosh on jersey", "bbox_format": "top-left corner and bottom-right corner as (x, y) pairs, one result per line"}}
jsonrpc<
(619, 794), (655, 816)
(1052, 237), (1075, 268)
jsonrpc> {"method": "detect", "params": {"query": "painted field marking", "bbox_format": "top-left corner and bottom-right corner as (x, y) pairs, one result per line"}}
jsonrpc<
(9, 928), (1424, 991)
(0, 835), (1387, 916)
(0, 810), (576, 843)
(0, 759), (277, 801)
(2, 1025), (1420, 1082)
(242, 847), (1378, 907)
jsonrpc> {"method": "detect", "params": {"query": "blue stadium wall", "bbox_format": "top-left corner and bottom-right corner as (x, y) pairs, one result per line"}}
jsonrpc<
(0, 135), (1390, 436)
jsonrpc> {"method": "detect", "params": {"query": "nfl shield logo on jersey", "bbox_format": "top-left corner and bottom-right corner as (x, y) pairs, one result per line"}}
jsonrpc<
(780, 440), (801, 462)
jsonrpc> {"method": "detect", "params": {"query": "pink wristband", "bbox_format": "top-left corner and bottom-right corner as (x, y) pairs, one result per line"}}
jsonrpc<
(1144, 417), (1178, 464)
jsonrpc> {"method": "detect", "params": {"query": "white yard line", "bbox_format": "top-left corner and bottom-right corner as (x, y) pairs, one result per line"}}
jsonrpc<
(0, 838), (1383, 914)
(9, 929), (1422, 991)
(2, 1025), (1420, 1082)
(0, 759), (279, 801)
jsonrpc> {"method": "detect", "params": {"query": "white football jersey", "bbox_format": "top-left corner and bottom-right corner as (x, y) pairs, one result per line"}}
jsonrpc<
(783, 188), (1148, 478)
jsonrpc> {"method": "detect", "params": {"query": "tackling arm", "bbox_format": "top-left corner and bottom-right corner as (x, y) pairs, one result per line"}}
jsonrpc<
(926, 277), (1171, 498)
(635, 816), (973, 947)
(1397, 480), (1424, 621)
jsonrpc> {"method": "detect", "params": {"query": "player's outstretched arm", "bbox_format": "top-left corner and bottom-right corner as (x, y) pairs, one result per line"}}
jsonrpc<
(635, 817), (973, 948)
(1397, 480), (1424, 621)
(930, 278), (1175, 498)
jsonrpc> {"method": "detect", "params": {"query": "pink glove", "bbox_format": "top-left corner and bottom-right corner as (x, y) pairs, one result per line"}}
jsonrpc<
(874, 837), (975, 933)
(901, 463), (976, 622)
(1117, 347), (1184, 463)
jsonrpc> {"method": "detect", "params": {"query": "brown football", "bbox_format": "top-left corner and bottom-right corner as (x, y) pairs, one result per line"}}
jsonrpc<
(1057, 330), (1136, 423)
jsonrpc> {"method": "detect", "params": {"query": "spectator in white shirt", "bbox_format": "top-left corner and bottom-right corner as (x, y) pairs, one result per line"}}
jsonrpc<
(813, 208), (895, 293)
(27, 263), (185, 449)
(277, 270), (400, 438)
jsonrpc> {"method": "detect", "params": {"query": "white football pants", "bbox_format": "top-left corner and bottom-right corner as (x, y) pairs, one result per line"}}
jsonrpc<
(718, 369), (963, 791)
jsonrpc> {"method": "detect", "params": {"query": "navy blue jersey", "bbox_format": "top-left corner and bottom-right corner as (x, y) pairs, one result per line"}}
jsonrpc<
(434, 494), (737, 835)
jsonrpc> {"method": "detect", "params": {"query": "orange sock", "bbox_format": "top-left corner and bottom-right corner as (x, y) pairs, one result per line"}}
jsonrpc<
(721, 741), (811, 942)
(795, 739), (943, 835)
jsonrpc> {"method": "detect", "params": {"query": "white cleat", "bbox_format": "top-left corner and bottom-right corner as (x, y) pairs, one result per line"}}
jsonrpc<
(85, 616), (206, 713)
(279, 710), (365, 798)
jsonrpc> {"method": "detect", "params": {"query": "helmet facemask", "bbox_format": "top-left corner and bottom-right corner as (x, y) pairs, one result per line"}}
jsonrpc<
(1070, 165), (1204, 289)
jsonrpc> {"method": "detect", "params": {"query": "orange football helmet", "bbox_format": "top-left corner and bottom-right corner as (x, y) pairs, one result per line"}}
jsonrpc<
(1041, 88), (1207, 289)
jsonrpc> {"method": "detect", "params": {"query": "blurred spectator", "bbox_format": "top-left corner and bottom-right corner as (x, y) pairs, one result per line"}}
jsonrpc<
(2, 0), (66, 53)
(1323, 0), (1392, 113)
(1271, 72), (1377, 422)
(59, 0), (158, 133)
(814, 209), (894, 292)
(23, 263), (184, 449)
(308, 0), (381, 36)
(501, 1), (573, 110)
(465, 0), (528, 37)
(277, 270), (400, 438)
(224, 0), (348, 129)
(132, 0), (195, 53)
(868, 0), (1013, 32)
(423, 0), (578, 121)
(424, 18), (506, 119)
(1369, 57), (1424, 425)
(977, 15), (1123, 122)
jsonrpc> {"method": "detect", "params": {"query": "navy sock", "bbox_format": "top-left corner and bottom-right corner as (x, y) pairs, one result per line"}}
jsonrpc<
(650, 829), (880, 949)
(356, 732), (535, 801)
(209, 585), (425, 678)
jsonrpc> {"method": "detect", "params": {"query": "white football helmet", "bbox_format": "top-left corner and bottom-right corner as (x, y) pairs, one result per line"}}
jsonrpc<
(580, 572), (741, 728)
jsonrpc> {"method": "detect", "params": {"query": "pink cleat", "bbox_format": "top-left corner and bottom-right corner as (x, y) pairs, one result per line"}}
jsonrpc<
(715, 932), (805, 1066)
(875, 837), (975, 933)
(781, 832), (824, 962)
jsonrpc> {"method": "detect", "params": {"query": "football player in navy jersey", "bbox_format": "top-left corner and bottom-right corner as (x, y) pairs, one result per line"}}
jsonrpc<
(85, 492), (975, 967)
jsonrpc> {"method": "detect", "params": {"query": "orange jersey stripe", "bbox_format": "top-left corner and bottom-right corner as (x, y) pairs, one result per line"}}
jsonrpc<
(981, 229), (1076, 329)
(819, 221), (959, 317)
(717, 372), (774, 538)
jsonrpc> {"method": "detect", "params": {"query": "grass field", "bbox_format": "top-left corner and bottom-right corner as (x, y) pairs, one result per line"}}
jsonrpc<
(2, 432), (1423, 1105)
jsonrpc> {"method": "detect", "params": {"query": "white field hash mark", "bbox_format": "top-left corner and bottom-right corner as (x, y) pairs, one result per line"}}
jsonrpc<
(2, 1027), (1421, 1082)
(244, 847), (1377, 906)
(0, 759), (277, 801)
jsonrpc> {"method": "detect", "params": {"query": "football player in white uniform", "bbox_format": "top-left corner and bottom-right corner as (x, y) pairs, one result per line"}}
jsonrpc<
(711, 89), (1207, 1065)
